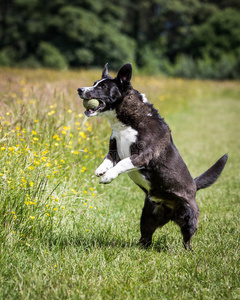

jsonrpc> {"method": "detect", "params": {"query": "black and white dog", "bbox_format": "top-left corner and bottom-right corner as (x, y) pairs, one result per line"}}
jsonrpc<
(78, 63), (228, 250)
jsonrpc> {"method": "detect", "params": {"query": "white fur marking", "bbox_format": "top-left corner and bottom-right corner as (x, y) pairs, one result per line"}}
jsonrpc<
(114, 127), (137, 160)
(100, 158), (137, 184)
(95, 158), (113, 177)
(84, 111), (98, 117)
(84, 78), (107, 93)
(102, 110), (138, 160)
(101, 110), (151, 188)
(141, 93), (149, 103)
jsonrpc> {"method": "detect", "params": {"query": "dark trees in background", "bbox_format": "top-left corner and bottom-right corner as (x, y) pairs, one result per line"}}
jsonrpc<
(0, 0), (240, 78)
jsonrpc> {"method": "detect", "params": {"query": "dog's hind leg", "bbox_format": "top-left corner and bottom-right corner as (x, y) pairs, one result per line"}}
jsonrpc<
(174, 201), (199, 250)
(139, 196), (171, 247)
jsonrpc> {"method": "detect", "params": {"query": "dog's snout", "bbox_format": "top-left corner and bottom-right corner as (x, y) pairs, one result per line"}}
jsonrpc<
(78, 88), (84, 95)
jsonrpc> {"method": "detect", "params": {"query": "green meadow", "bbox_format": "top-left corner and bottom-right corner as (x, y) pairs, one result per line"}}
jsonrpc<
(0, 68), (239, 299)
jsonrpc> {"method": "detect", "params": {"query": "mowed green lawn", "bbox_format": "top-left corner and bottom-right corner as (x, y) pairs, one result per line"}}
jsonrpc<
(0, 68), (239, 299)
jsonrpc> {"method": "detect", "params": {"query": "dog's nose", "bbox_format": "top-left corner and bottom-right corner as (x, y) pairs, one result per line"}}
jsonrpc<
(78, 88), (84, 94)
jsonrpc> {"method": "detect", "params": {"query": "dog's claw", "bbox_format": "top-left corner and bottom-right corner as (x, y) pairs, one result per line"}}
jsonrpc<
(95, 160), (113, 177)
(96, 172), (105, 177)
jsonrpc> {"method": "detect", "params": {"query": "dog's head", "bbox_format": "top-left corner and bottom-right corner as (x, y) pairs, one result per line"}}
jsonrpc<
(78, 63), (132, 117)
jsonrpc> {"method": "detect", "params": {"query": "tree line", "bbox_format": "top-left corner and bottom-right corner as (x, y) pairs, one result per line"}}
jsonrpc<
(1, 0), (240, 78)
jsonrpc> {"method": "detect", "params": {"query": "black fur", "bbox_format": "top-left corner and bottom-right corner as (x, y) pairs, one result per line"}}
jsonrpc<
(78, 63), (228, 250)
(194, 154), (228, 190)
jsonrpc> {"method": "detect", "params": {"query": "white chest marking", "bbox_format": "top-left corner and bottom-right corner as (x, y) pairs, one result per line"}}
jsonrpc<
(102, 110), (151, 190)
(112, 127), (137, 160)
(102, 110), (138, 160)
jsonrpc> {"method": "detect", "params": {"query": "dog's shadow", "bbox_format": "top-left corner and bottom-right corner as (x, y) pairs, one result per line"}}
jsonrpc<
(45, 232), (170, 253)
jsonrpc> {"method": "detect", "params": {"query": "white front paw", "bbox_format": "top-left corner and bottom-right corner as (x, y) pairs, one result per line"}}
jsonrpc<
(95, 159), (113, 177)
(95, 165), (108, 177)
(99, 169), (118, 184)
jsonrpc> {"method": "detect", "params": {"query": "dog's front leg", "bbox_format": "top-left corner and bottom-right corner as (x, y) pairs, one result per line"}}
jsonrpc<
(100, 157), (138, 184)
(95, 137), (119, 177)
(95, 157), (114, 177)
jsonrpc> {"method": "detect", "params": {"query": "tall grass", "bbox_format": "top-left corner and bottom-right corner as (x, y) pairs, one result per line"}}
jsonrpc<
(0, 68), (239, 299)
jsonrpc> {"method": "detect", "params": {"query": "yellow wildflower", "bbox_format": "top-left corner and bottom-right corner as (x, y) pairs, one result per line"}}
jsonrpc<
(48, 110), (55, 116)
(79, 132), (86, 139)
(71, 189), (77, 195)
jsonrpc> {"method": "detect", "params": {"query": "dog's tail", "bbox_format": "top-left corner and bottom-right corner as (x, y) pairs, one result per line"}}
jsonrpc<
(194, 154), (228, 191)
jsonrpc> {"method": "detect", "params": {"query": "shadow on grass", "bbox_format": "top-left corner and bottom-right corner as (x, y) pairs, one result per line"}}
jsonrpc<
(43, 230), (170, 253)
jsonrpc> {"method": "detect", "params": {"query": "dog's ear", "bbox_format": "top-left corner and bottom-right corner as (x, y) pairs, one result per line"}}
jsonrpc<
(102, 63), (112, 79)
(117, 63), (132, 84)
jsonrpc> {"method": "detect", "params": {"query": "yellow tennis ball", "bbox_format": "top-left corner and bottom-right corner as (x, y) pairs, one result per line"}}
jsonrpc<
(83, 99), (99, 110)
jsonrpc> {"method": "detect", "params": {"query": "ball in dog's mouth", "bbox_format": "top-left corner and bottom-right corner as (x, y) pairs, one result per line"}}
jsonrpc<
(83, 99), (99, 110)
(83, 99), (105, 116)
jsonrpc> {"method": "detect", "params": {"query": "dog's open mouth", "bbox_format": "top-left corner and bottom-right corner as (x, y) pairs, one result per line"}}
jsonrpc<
(83, 99), (106, 117)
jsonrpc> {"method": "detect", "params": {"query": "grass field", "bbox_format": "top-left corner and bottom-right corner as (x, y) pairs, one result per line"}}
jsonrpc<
(0, 67), (239, 299)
